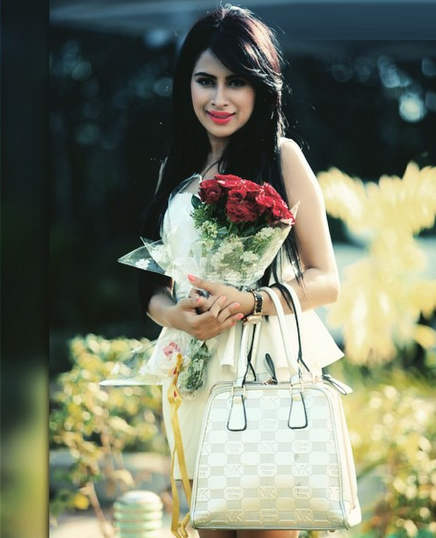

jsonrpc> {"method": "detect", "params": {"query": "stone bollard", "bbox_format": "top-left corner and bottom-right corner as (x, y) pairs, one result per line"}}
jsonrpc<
(114, 490), (163, 538)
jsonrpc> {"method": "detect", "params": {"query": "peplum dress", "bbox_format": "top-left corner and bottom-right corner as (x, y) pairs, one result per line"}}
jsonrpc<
(148, 174), (345, 480)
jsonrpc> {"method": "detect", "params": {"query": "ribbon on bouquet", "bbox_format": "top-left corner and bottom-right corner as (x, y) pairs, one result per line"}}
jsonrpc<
(167, 352), (192, 538)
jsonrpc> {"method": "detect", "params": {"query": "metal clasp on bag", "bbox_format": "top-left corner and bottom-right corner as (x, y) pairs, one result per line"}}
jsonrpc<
(288, 386), (308, 429)
(227, 385), (247, 431)
(287, 370), (308, 429)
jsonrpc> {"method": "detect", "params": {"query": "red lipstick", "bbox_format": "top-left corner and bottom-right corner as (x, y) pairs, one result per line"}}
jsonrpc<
(207, 111), (235, 125)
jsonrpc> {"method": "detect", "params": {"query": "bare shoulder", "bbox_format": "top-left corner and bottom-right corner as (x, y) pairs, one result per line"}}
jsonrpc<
(278, 137), (319, 193)
(279, 136), (306, 167)
(279, 136), (301, 151)
(278, 139), (338, 280)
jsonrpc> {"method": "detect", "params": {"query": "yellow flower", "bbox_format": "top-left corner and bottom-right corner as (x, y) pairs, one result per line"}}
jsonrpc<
(318, 161), (436, 365)
(73, 493), (89, 510)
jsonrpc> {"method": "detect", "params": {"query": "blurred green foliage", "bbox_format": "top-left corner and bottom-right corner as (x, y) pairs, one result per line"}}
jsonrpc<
(344, 367), (436, 537)
(49, 333), (436, 537)
(49, 333), (166, 529)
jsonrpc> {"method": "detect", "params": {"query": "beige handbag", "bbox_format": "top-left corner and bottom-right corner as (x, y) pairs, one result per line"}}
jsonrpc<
(190, 282), (361, 531)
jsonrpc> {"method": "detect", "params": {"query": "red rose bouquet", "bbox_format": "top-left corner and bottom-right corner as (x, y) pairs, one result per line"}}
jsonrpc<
(111, 173), (298, 399)
(198, 174), (295, 225)
(190, 174), (299, 287)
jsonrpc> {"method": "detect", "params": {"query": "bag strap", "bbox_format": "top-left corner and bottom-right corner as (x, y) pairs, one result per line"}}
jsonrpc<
(234, 322), (257, 388)
(268, 281), (312, 375)
(234, 283), (308, 388)
(259, 286), (305, 381)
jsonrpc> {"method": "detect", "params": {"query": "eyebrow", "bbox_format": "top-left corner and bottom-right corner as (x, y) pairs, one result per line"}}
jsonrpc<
(193, 71), (241, 79)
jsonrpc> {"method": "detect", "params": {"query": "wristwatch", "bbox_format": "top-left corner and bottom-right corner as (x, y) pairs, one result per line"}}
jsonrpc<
(243, 288), (264, 324)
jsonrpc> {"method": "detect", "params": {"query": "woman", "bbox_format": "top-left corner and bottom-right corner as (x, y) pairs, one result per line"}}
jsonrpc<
(139, 5), (344, 538)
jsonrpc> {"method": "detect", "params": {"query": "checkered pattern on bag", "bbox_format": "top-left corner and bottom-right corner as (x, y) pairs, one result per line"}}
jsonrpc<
(190, 385), (348, 530)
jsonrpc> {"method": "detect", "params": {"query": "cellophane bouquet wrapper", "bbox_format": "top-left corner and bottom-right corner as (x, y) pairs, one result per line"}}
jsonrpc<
(100, 174), (299, 397)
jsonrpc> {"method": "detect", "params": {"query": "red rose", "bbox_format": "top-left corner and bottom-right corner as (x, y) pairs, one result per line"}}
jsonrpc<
(243, 180), (262, 200)
(228, 184), (247, 201)
(258, 183), (294, 223)
(271, 202), (292, 220)
(226, 198), (258, 223)
(262, 182), (282, 200)
(255, 192), (275, 209)
(199, 179), (223, 204)
(215, 174), (244, 190)
(255, 192), (277, 216)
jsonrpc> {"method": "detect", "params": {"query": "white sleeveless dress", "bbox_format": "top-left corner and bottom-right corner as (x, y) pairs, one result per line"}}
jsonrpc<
(155, 175), (345, 480)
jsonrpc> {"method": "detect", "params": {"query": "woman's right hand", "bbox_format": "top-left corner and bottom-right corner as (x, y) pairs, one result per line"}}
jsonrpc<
(166, 295), (244, 340)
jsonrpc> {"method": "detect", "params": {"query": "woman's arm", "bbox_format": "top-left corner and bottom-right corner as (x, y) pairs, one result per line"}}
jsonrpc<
(146, 282), (176, 327)
(138, 270), (174, 324)
(259, 137), (341, 315)
(143, 272), (244, 338)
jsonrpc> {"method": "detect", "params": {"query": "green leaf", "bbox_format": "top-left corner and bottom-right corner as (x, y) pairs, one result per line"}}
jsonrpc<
(191, 195), (201, 209)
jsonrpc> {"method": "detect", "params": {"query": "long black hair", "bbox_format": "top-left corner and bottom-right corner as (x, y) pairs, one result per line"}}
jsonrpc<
(139, 4), (306, 315)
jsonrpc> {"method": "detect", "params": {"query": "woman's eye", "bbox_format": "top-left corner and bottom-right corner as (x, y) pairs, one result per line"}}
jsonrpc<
(197, 78), (213, 87)
(229, 78), (246, 87)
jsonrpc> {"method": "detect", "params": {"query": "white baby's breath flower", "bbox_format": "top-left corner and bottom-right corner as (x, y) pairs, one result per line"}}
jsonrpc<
(225, 270), (243, 283)
(256, 227), (275, 240)
(219, 242), (234, 255)
(201, 221), (218, 238)
(241, 251), (258, 264)
(210, 250), (225, 266)
(226, 236), (244, 250)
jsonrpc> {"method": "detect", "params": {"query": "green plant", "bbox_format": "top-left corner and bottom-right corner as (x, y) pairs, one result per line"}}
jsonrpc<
(49, 334), (166, 537)
(341, 367), (436, 537)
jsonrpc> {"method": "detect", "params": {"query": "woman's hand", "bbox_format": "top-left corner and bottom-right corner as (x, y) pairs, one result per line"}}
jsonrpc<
(166, 294), (244, 341)
(187, 274), (255, 316)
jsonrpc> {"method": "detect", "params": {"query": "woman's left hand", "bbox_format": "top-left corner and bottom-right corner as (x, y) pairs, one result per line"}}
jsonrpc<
(187, 274), (253, 317)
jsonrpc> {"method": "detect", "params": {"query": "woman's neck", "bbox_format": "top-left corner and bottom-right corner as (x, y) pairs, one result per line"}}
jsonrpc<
(207, 135), (228, 161)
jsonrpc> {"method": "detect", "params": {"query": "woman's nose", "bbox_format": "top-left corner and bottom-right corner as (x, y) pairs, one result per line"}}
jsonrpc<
(211, 83), (229, 107)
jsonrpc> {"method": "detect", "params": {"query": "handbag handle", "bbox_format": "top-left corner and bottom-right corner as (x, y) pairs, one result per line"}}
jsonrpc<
(262, 282), (312, 375)
(234, 282), (312, 389)
(259, 285), (310, 381)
